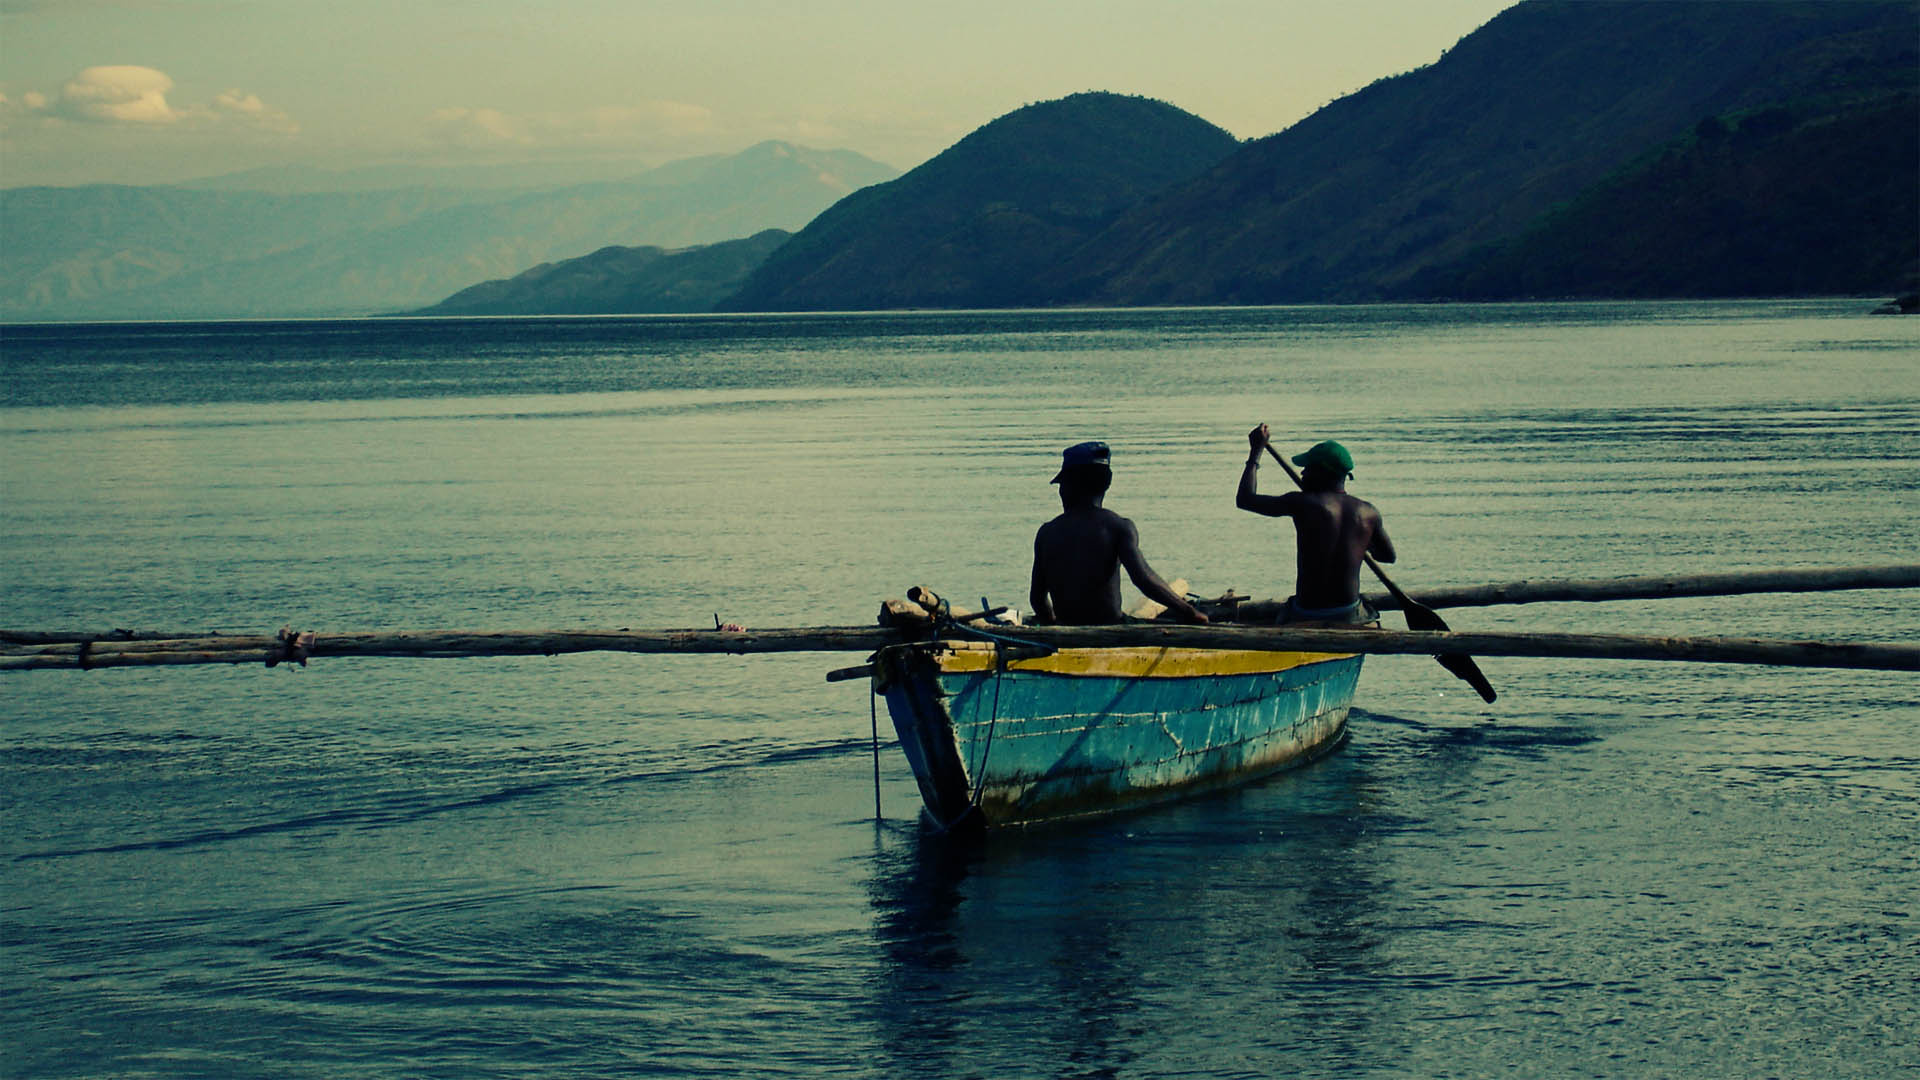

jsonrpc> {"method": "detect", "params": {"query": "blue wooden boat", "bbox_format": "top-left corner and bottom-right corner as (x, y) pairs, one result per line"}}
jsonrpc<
(872, 639), (1363, 830)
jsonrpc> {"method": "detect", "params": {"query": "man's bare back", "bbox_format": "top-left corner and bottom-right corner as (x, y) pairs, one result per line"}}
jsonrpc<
(1032, 506), (1134, 624)
(1236, 425), (1395, 613)
(1265, 489), (1385, 608)
(1029, 442), (1206, 626)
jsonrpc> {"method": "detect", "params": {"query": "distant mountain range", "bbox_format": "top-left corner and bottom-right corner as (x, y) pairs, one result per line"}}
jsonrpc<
(177, 156), (714, 194)
(424, 0), (1915, 317)
(6, 1), (1913, 322)
(0, 142), (897, 321)
(730, 0), (1913, 310)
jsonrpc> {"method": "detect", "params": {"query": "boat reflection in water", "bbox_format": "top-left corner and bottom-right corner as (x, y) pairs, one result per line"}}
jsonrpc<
(873, 639), (1363, 831)
(864, 747), (1389, 1074)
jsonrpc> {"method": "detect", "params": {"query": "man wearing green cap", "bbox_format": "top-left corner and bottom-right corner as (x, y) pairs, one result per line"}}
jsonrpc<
(1237, 424), (1396, 624)
(1030, 440), (1209, 626)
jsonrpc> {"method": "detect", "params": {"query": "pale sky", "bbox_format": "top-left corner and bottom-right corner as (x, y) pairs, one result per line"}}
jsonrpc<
(0, 0), (1515, 188)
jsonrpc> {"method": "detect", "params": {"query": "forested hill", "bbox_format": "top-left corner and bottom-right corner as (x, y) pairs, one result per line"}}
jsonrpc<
(720, 0), (1915, 311)
(721, 93), (1240, 311)
(1403, 91), (1918, 300)
(1042, 0), (1916, 305)
(410, 231), (792, 316)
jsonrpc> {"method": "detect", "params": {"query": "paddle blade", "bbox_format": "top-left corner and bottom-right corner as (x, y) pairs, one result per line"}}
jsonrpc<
(1438, 651), (1498, 703)
(1391, 597), (1497, 702)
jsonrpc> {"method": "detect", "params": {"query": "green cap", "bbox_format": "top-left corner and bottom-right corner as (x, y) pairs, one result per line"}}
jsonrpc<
(1291, 440), (1354, 478)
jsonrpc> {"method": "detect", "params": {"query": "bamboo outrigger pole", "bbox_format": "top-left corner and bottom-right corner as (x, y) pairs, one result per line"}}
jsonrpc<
(10, 564), (1911, 648)
(1364, 564), (1920, 611)
(4, 624), (1916, 673)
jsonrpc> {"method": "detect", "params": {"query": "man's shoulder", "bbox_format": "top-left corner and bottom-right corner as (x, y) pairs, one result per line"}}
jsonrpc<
(1049, 505), (1131, 524)
(1038, 507), (1133, 541)
(1034, 511), (1082, 540)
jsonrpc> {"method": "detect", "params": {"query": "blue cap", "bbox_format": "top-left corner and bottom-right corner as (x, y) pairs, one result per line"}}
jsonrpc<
(1050, 440), (1111, 483)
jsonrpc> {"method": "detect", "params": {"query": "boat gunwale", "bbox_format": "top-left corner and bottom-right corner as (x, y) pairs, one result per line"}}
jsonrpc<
(906, 640), (1361, 679)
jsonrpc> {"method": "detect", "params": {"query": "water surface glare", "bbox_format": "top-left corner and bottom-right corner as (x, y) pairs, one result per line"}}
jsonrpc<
(3, 302), (1917, 1078)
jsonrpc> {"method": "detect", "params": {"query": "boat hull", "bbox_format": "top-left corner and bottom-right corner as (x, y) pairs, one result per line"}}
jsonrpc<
(874, 641), (1362, 829)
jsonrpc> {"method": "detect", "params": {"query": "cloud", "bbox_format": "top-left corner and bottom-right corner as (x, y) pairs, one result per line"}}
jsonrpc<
(418, 100), (717, 153)
(2, 66), (298, 135)
(578, 101), (715, 141)
(426, 106), (533, 147)
(211, 88), (298, 133)
(759, 116), (848, 145)
(57, 65), (179, 124)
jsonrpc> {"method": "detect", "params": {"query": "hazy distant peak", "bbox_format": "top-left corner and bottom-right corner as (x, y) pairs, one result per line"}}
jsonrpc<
(0, 139), (898, 319)
(169, 142), (898, 197)
(653, 142), (899, 197)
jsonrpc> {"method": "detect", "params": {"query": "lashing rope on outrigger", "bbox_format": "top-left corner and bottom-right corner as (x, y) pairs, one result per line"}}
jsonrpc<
(864, 589), (1040, 819)
(920, 593), (1056, 813)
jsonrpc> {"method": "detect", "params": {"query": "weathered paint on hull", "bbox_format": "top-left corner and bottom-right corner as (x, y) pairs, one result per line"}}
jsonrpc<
(875, 642), (1362, 830)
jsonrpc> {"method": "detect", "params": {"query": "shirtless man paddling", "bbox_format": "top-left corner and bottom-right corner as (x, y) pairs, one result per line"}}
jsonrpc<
(1236, 424), (1396, 625)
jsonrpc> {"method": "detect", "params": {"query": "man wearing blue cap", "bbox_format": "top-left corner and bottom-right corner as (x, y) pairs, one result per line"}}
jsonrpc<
(1237, 424), (1397, 625)
(1030, 440), (1209, 626)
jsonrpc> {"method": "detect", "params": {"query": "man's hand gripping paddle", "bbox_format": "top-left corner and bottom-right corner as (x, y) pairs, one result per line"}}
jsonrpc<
(1263, 442), (1497, 703)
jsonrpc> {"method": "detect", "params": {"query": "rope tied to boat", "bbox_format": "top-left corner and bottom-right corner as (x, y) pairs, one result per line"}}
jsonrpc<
(970, 650), (1007, 811)
(930, 601), (1049, 811)
(869, 683), (883, 822)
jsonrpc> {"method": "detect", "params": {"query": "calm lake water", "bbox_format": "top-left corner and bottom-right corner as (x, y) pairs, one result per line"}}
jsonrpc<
(3, 302), (1917, 1078)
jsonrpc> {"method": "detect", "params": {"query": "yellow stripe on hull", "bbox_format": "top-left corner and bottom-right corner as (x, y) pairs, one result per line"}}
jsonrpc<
(932, 642), (1354, 679)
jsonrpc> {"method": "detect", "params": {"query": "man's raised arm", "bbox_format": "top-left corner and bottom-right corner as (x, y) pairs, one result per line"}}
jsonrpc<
(1237, 422), (1293, 516)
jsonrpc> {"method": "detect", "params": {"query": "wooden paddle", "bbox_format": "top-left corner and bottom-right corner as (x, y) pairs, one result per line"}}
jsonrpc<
(1264, 442), (1497, 702)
